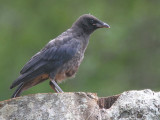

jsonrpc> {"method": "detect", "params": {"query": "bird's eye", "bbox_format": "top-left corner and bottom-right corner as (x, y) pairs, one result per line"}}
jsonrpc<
(89, 19), (94, 24)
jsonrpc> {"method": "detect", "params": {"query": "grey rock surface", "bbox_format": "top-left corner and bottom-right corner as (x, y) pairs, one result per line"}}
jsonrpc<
(0, 90), (160, 120)
(0, 92), (100, 120)
(101, 89), (160, 120)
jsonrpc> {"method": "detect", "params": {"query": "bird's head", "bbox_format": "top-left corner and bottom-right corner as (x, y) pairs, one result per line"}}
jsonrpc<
(72, 14), (110, 34)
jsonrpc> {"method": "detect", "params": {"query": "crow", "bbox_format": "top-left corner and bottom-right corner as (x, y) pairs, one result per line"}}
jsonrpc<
(10, 14), (110, 98)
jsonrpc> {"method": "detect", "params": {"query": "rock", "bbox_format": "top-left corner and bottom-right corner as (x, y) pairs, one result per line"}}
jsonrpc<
(0, 92), (100, 120)
(101, 89), (160, 120)
(0, 89), (160, 120)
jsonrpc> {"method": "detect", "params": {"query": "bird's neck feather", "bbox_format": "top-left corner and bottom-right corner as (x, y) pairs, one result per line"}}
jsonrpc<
(70, 26), (91, 51)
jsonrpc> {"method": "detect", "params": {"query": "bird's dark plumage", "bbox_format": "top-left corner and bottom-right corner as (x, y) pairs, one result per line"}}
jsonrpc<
(10, 14), (110, 98)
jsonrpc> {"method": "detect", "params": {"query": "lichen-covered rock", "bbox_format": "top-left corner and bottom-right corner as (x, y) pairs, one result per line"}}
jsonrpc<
(0, 92), (100, 120)
(101, 89), (160, 120)
(0, 90), (160, 120)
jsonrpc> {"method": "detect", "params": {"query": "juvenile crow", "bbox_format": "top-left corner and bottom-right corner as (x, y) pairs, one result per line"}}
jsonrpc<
(10, 14), (110, 98)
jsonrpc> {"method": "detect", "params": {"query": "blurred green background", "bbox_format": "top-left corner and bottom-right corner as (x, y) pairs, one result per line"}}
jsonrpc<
(0, 0), (160, 101)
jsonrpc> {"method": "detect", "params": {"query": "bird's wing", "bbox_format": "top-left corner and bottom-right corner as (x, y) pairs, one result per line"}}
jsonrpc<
(20, 39), (80, 74)
(20, 51), (42, 74)
(39, 40), (80, 72)
(10, 39), (81, 89)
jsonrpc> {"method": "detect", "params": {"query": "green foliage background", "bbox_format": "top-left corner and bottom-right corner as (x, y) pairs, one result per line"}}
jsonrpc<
(0, 0), (160, 101)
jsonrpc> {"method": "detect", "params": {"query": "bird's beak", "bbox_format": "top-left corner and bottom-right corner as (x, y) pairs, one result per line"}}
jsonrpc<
(95, 22), (110, 28)
(101, 22), (110, 28)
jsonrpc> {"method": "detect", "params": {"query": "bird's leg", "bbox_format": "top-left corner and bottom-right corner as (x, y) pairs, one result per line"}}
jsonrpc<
(49, 81), (60, 93)
(49, 72), (64, 93)
(50, 79), (64, 93)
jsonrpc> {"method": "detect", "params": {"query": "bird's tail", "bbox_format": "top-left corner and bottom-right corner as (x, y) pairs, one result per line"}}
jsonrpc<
(11, 82), (24, 98)
(10, 69), (44, 89)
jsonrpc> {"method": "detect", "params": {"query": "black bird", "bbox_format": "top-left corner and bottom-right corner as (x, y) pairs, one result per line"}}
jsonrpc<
(10, 14), (110, 98)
